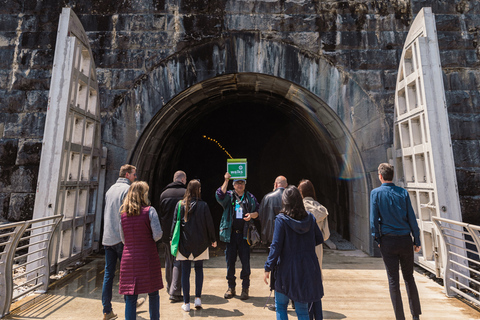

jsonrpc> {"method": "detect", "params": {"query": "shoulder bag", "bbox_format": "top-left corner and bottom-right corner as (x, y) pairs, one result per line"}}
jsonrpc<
(170, 202), (182, 256)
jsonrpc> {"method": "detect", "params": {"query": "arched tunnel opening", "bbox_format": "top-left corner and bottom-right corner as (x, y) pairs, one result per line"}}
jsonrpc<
(131, 75), (352, 242)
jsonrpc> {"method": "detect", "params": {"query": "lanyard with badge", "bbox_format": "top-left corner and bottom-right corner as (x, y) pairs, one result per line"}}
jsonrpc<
(234, 194), (245, 219)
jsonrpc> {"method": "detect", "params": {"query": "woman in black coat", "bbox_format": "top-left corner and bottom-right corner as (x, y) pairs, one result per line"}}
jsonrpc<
(264, 186), (324, 320)
(172, 179), (217, 312)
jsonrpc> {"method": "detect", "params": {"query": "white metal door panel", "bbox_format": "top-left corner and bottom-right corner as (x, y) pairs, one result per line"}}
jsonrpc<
(31, 8), (104, 271)
(394, 8), (463, 277)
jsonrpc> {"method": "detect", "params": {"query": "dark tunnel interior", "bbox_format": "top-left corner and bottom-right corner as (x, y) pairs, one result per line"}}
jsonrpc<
(147, 93), (350, 240)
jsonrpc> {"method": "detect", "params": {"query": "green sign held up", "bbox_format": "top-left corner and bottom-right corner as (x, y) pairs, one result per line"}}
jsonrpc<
(227, 158), (247, 179)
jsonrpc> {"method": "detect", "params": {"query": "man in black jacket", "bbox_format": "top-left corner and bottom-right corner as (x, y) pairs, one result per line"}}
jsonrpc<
(157, 170), (187, 302)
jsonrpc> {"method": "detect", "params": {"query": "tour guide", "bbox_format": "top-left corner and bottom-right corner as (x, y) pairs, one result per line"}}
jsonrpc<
(215, 172), (259, 300)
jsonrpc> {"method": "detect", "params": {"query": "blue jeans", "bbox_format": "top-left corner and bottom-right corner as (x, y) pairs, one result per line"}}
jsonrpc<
(225, 232), (250, 288)
(181, 260), (204, 304)
(125, 291), (159, 320)
(275, 291), (309, 320)
(102, 243), (124, 314)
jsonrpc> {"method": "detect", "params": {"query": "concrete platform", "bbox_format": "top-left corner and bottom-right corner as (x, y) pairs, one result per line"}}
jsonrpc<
(4, 248), (480, 319)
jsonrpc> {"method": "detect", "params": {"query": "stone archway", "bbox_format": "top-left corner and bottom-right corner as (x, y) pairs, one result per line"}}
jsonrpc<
(102, 35), (388, 254)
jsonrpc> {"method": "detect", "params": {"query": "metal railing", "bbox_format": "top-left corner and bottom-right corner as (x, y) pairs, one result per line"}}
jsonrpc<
(0, 215), (62, 318)
(433, 216), (480, 307)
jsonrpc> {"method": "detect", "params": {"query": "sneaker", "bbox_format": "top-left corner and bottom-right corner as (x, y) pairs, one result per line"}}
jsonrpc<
(103, 311), (118, 320)
(240, 288), (249, 300)
(194, 297), (202, 309)
(181, 303), (190, 312)
(267, 304), (276, 311)
(224, 287), (236, 299)
(136, 297), (145, 308)
(169, 295), (183, 303)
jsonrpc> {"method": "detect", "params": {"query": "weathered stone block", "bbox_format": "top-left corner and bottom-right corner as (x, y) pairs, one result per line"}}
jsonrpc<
(448, 113), (480, 139)
(25, 90), (48, 112)
(16, 139), (42, 165)
(7, 192), (35, 222)
(435, 14), (462, 31)
(10, 166), (38, 193)
(456, 168), (480, 196)
(0, 192), (9, 220)
(459, 196), (480, 225)
(452, 140), (480, 167)
(94, 49), (146, 69)
(20, 31), (56, 49)
(349, 49), (398, 70)
(438, 31), (475, 50)
(11, 69), (52, 91)
(351, 70), (383, 91)
(0, 90), (25, 113)
(440, 49), (480, 68)
(79, 14), (114, 32)
(0, 139), (18, 166)
(3, 112), (46, 138)
(0, 14), (21, 32)
(445, 90), (476, 113)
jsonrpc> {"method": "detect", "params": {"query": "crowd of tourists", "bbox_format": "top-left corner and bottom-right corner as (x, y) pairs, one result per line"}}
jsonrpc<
(101, 163), (422, 320)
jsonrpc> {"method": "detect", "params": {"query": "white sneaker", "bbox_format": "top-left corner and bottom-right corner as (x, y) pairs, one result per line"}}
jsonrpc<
(181, 303), (190, 312)
(194, 297), (202, 309)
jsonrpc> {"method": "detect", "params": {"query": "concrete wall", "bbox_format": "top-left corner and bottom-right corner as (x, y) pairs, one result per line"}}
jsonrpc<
(1, 0), (479, 231)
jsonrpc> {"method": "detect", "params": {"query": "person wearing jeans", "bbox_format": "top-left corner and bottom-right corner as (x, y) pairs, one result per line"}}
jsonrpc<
(264, 186), (324, 320)
(125, 292), (159, 320)
(275, 291), (309, 320)
(119, 181), (164, 320)
(101, 243), (124, 316)
(172, 180), (217, 312)
(180, 260), (204, 308)
(101, 164), (138, 320)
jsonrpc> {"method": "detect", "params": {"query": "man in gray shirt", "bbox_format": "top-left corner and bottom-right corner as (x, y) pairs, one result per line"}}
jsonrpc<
(102, 164), (142, 320)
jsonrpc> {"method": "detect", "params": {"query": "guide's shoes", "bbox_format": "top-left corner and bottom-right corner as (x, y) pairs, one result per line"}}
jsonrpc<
(224, 287), (236, 299)
(267, 304), (276, 311)
(103, 311), (118, 320)
(240, 288), (249, 300)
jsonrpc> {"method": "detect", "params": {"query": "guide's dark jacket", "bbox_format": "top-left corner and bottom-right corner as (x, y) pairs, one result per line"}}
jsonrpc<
(215, 187), (259, 243)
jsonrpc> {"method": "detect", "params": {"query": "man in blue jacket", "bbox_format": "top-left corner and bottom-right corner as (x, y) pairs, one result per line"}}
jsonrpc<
(215, 172), (259, 300)
(370, 163), (422, 320)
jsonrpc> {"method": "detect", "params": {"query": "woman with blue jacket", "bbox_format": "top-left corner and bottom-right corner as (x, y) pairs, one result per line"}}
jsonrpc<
(264, 186), (324, 320)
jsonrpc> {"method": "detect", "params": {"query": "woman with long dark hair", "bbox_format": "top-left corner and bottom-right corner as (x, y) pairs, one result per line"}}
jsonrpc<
(119, 181), (163, 320)
(264, 186), (324, 320)
(172, 179), (217, 312)
(298, 179), (330, 320)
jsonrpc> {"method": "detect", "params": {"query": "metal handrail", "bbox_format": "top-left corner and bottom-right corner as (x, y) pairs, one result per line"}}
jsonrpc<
(0, 215), (62, 318)
(432, 216), (480, 307)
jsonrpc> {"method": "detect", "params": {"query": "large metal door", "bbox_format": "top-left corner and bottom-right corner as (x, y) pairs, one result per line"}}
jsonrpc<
(31, 8), (105, 271)
(393, 8), (463, 276)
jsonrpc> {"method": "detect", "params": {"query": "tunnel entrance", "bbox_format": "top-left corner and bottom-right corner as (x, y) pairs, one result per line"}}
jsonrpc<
(130, 74), (360, 243)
